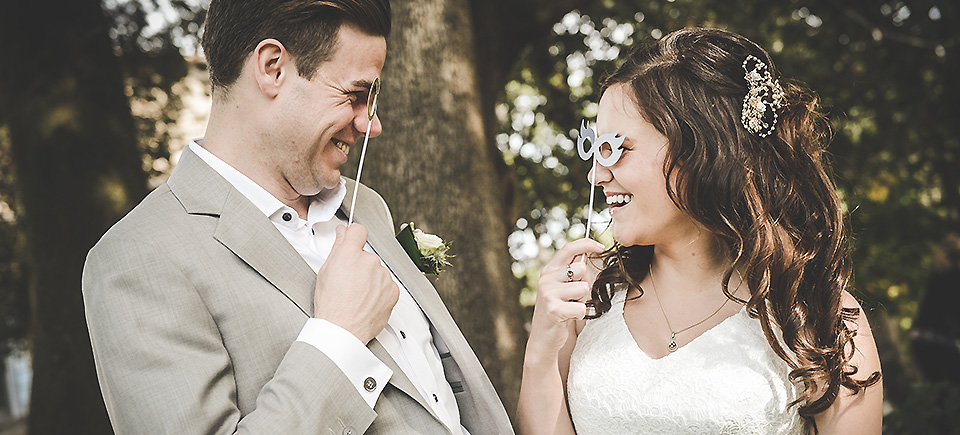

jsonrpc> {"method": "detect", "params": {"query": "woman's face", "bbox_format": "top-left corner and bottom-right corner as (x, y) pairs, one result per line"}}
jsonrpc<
(590, 84), (700, 247)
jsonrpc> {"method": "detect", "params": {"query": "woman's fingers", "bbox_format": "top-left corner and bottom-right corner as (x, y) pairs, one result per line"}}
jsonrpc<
(538, 281), (592, 320)
(549, 280), (591, 302)
(530, 239), (605, 338)
(562, 261), (594, 283)
(547, 238), (606, 272)
(549, 300), (588, 321)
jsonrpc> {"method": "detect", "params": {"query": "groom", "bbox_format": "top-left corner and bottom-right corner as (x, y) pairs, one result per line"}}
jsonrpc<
(81, 0), (514, 433)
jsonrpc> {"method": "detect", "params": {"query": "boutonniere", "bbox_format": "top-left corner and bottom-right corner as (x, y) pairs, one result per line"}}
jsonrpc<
(396, 222), (453, 275)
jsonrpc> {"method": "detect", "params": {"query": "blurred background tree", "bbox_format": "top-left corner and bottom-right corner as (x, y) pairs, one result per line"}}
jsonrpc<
(0, 0), (203, 433)
(0, 0), (956, 433)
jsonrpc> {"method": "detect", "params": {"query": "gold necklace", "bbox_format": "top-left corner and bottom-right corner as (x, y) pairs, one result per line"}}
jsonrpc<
(647, 263), (742, 352)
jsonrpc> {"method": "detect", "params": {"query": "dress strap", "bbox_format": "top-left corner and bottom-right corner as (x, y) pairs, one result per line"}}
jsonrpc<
(609, 286), (628, 309)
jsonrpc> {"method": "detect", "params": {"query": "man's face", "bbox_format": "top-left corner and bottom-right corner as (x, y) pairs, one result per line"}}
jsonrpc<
(272, 22), (386, 198)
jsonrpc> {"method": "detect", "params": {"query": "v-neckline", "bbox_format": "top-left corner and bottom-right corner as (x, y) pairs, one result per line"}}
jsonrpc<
(617, 294), (746, 361)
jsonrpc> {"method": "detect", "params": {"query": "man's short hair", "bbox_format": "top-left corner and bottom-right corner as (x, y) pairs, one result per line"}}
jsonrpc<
(201, 0), (391, 93)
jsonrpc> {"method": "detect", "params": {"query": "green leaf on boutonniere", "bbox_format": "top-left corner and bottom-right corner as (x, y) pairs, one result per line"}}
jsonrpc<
(396, 223), (453, 275)
(397, 224), (427, 272)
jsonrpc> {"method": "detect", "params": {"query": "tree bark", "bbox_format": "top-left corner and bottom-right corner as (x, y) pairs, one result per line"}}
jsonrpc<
(349, 0), (528, 415)
(0, 1), (147, 433)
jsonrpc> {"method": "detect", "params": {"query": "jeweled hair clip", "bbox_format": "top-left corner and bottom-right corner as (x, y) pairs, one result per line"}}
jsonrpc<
(741, 55), (784, 138)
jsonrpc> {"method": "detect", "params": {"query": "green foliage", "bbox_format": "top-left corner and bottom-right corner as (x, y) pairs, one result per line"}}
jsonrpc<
(104, 0), (208, 183)
(765, 1), (959, 324)
(883, 381), (960, 435)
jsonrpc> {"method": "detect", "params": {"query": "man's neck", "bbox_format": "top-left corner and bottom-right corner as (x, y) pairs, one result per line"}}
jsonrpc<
(201, 107), (311, 218)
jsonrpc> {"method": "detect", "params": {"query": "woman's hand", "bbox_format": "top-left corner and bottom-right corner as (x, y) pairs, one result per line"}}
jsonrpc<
(526, 238), (606, 362)
(518, 238), (605, 435)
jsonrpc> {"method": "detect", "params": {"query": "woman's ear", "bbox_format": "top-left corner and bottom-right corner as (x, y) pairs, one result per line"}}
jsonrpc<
(253, 38), (289, 98)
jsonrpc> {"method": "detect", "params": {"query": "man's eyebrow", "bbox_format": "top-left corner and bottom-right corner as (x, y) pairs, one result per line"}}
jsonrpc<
(351, 79), (374, 90)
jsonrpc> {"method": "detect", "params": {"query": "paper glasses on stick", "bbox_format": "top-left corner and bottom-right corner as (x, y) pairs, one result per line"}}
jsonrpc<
(347, 77), (381, 225)
(576, 120), (624, 238)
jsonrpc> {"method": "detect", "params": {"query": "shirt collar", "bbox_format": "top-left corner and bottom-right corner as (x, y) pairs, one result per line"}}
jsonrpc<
(187, 140), (346, 225)
(306, 181), (346, 226)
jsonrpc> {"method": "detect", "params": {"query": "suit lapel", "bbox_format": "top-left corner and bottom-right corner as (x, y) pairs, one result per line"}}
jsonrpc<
(343, 181), (452, 424)
(213, 188), (317, 316)
(343, 179), (512, 432)
(169, 147), (316, 316)
(340, 180), (438, 323)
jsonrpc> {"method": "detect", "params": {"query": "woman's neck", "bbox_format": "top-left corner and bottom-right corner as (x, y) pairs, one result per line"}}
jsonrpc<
(649, 229), (738, 297)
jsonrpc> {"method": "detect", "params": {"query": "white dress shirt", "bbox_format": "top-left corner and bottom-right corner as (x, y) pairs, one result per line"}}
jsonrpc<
(188, 141), (465, 434)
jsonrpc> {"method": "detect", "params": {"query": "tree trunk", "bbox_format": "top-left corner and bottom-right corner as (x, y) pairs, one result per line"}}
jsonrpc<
(349, 0), (527, 416)
(0, 1), (147, 433)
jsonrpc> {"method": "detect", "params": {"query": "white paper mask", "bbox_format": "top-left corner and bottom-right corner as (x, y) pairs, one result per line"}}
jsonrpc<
(577, 120), (625, 167)
(575, 119), (625, 239)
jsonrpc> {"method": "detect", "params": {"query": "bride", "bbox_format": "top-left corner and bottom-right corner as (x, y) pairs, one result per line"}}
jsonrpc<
(516, 28), (882, 434)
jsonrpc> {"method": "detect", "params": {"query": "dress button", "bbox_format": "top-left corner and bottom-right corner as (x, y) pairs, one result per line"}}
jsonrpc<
(400, 330), (406, 339)
(343, 427), (356, 435)
(282, 212), (292, 221)
(363, 377), (377, 392)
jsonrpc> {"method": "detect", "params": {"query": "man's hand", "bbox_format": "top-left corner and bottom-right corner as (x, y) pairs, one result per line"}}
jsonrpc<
(314, 224), (399, 344)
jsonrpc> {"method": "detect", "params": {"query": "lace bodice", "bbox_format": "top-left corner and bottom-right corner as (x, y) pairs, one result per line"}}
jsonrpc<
(567, 291), (805, 434)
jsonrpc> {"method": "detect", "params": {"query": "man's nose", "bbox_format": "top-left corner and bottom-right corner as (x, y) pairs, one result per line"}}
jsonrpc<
(355, 112), (382, 138)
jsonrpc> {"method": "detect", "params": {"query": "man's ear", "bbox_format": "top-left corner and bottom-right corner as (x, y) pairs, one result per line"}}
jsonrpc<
(253, 38), (291, 98)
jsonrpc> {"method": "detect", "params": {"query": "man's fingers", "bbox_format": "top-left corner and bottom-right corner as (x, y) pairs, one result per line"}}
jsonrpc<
(332, 223), (368, 253)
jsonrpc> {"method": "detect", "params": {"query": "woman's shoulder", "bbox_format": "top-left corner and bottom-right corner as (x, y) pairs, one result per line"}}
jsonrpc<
(840, 290), (882, 382)
(813, 290), (883, 433)
(839, 291), (878, 352)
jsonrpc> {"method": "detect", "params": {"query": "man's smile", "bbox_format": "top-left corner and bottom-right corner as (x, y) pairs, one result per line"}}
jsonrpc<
(333, 138), (350, 155)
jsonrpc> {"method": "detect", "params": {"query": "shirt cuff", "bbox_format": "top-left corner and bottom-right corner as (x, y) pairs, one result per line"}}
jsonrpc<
(297, 318), (393, 408)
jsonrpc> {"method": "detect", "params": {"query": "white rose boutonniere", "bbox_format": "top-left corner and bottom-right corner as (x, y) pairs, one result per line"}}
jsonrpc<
(396, 222), (453, 275)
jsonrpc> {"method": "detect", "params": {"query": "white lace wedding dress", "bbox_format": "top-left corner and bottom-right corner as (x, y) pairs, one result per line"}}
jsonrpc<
(567, 290), (806, 434)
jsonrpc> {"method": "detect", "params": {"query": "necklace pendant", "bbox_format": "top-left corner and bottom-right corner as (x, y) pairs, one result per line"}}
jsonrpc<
(668, 333), (678, 352)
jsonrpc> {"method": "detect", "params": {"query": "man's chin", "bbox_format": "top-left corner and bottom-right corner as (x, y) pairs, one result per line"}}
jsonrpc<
(317, 168), (342, 188)
(317, 172), (345, 193)
(295, 180), (339, 198)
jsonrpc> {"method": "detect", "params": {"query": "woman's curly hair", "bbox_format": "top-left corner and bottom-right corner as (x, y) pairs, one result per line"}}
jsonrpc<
(586, 27), (880, 432)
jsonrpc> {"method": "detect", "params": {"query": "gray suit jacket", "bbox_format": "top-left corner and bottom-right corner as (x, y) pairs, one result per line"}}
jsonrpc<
(82, 147), (515, 434)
